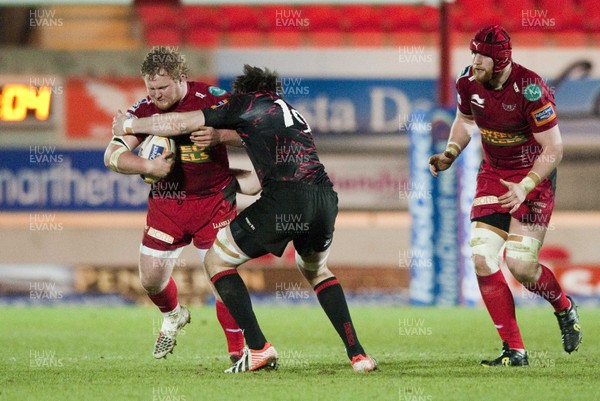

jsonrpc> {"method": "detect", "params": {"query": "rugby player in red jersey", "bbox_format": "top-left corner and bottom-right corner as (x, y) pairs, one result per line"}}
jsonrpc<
(112, 65), (377, 374)
(104, 47), (256, 362)
(429, 25), (582, 366)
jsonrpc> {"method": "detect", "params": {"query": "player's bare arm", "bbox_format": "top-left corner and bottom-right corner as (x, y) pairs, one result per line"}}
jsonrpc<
(191, 128), (242, 147)
(104, 134), (174, 178)
(429, 109), (475, 176)
(498, 125), (563, 213)
(112, 109), (206, 137)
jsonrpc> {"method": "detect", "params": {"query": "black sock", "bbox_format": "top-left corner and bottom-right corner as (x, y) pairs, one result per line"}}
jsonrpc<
(211, 269), (267, 350)
(314, 277), (365, 359)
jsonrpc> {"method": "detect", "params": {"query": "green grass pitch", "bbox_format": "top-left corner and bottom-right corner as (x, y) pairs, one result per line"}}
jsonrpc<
(1, 304), (598, 401)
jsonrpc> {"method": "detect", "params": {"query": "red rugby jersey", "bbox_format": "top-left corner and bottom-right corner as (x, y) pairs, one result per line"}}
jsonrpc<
(128, 81), (232, 199)
(456, 62), (558, 170)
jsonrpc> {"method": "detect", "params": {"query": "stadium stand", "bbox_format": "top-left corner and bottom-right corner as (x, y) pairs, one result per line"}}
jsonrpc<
(35, 5), (139, 49)
(30, 1), (600, 49)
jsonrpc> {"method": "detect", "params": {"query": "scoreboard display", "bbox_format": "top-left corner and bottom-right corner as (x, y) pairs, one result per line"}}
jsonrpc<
(0, 80), (57, 127)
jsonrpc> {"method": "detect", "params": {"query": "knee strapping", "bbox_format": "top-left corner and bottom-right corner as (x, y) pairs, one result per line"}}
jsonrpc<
(140, 244), (183, 259)
(212, 228), (250, 266)
(295, 251), (329, 274)
(468, 223), (506, 273)
(505, 235), (542, 264)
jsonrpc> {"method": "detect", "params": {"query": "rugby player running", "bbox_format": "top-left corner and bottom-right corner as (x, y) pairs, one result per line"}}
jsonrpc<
(112, 64), (377, 373)
(105, 47), (253, 363)
(429, 25), (582, 366)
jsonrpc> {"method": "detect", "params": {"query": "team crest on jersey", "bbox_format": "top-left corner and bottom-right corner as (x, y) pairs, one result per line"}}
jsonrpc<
(208, 86), (227, 96)
(524, 83), (542, 101)
(531, 103), (556, 127)
(502, 103), (516, 112)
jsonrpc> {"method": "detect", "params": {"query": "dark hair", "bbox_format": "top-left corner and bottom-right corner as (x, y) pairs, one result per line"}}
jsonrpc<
(141, 46), (189, 81)
(231, 64), (279, 95)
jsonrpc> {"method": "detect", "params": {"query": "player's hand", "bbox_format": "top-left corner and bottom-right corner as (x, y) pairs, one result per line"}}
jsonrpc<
(428, 151), (455, 177)
(112, 110), (129, 136)
(498, 179), (527, 214)
(146, 150), (175, 179)
(190, 127), (220, 147)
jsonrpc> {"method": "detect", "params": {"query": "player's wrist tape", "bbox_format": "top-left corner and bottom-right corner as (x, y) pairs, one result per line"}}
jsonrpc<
(520, 172), (542, 194)
(123, 118), (135, 134)
(109, 146), (128, 173)
(444, 142), (462, 160)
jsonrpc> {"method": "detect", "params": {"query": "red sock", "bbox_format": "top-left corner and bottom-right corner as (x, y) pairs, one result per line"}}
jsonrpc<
(477, 271), (524, 349)
(147, 277), (178, 313)
(216, 300), (244, 356)
(524, 264), (571, 312)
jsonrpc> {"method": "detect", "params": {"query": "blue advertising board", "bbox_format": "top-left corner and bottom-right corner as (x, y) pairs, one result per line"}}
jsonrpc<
(0, 149), (149, 211)
(408, 107), (481, 306)
(218, 78), (436, 135)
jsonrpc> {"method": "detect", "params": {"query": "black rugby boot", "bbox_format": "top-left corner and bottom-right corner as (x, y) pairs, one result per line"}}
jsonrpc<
(554, 295), (582, 353)
(480, 342), (529, 367)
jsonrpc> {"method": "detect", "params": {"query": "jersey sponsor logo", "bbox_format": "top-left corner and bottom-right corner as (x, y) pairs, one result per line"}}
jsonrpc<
(208, 86), (227, 96)
(179, 144), (211, 163)
(480, 127), (527, 146)
(213, 218), (232, 230)
(531, 103), (556, 127)
(502, 103), (516, 112)
(195, 91), (206, 98)
(524, 83), (542, 101)
(210, 99), (228, 109)
(146, 226), (174, 244)
(473, 195), (499, 206)
(471, 94), (485, 108)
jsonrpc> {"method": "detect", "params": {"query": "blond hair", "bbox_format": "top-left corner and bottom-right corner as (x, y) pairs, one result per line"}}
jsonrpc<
(140, 46), (189, 81)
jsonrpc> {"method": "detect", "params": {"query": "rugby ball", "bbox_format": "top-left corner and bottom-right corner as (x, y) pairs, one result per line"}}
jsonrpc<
(138, 135), (176, 184)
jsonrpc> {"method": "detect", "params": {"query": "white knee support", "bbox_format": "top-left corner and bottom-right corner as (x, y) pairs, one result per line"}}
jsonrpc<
(505, 235), (542, 264)
(212, 227), (251, 266)
(140, 244), (183, 259)
(295, 250), (329, 274)
(468, 223), (506, 273)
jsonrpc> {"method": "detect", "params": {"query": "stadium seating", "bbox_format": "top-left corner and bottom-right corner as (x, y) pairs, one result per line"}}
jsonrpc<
(131, 1), (600, 49)
(136, 1), (182, 45)
(220, 5), (266, 47)
(302, 5), (346, 47)
(262, 5), (307, 47)
(36, 5), (139, 49)
(182, 5), (222, 47)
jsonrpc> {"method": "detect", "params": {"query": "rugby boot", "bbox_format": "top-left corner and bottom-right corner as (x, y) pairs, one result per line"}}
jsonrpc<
(351, 354), (378, 373)
(153, 305), (191, 359)
(555, 295), (582, 353)
(480, 342), (529, 367)
(224, 343), (278, 373)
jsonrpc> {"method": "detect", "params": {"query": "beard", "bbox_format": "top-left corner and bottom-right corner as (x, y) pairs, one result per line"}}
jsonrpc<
(472, 66), (494, 83)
